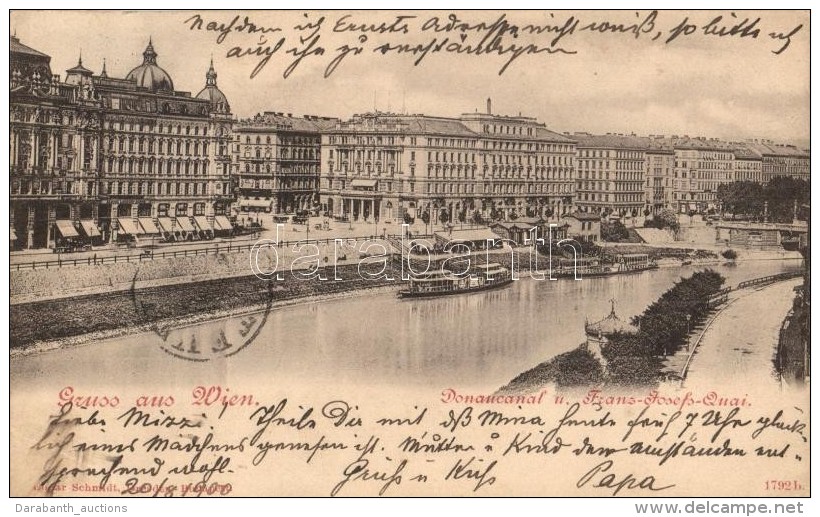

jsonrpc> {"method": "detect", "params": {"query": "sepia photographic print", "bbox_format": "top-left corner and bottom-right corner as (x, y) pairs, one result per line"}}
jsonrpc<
(7, 9), (810, 501)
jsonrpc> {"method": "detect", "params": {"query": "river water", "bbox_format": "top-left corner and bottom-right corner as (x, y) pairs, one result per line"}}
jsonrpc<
(11, 260), (802, 392)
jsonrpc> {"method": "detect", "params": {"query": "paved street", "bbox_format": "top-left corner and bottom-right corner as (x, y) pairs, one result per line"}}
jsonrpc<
(684, 279), (800, 389)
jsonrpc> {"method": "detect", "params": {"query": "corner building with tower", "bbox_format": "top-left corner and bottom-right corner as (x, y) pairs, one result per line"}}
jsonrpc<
(9, 36), (234, 249)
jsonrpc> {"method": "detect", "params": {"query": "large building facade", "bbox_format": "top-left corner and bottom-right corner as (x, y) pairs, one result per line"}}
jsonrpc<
(671, 138), (735, 213)
(233, 112), (335, 216)
(319, 101), (576, 225)
(9, 36), (810, 250)
(10, 36), (234, 249)
(10, 36), (101, 249)
(644, 139), (676, 214)
(574, 134), (647, 218)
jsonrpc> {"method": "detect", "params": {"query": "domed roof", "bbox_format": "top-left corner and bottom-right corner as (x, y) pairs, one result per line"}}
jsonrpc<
(585, 300), (638, 337)
(126, 39), (174, 92)
(196, 59), (230, 114)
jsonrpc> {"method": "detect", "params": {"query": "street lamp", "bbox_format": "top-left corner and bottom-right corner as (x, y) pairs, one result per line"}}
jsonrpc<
(685, 314), (692, 351)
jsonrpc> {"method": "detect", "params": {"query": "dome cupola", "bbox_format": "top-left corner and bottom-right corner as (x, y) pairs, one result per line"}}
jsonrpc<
(125, 38), (174, 92)
(195, 58), (230, 114)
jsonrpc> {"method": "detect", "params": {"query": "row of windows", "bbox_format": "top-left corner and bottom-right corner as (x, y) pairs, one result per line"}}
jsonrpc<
(243, 163), (319, 174)
(99, 181), (229, 197)
(327, 135), (574, 154)
(578, 159), (643, 171)
(578, 192), (643, 203)
(104, 121), (209, 135)
(240, 135), (319, 146)
(105, 137), (210, 156)
(238, 179), (316, 189)
(428, 166), (573, 181)
(579, 149), (644, 159)
(578, 182), (643, 192)
(242, 147), (318, 160)
(103, 157), (217, 176)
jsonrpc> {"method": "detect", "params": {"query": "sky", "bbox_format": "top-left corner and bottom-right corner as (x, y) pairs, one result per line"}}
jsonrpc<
(10, 10), (810, 144)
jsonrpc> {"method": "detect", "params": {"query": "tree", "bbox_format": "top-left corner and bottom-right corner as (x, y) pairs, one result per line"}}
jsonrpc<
(721, 249), (738, 260)
(439, 209), (450, 224)
(420, 210), (430, 226)
(765, 177), (809, 223)
(403, 212), (414, 225)
(645, 208), (679, 232)
(716, 181), (764, 218)
(601, 220), (630, 242)
(470, 210), (483, 225)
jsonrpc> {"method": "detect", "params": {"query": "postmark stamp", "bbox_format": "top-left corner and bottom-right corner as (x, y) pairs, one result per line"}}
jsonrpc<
(129, 270), (276, 362)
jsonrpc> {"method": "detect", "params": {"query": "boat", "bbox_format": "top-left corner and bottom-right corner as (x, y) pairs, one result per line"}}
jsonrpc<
(552, 253), (657, 278)
(398, 262), (513, 298)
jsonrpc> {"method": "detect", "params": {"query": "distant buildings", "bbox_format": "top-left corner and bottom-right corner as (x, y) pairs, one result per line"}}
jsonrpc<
(744, 141), (810, 183)
(8, 36), (810, 250)
(562, 212), (602, 243)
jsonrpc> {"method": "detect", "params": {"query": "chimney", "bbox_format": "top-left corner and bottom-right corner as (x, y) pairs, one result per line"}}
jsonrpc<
(487, 97), (492, 115)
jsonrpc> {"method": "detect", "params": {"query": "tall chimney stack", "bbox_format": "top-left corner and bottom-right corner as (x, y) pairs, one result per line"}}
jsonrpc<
(487, 97), (492, 115)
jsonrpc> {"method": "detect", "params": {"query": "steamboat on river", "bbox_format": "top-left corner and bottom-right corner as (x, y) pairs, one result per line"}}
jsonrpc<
(553, 253), (658, 278)
(399, 263), (513, 298)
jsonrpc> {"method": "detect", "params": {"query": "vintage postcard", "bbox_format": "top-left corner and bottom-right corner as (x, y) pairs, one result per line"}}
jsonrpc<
(8, 9), (810, 499)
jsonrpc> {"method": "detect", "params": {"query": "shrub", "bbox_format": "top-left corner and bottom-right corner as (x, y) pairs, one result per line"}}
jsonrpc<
(721, 249), (738, 260)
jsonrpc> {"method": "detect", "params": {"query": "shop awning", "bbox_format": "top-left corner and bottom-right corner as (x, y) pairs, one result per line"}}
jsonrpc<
(55, 220), (79, 238)
(10, 227), (18, 241)
(193, 216), (213, 232)
(138, 218), (161, 235)
(157, 218), (174, 233)
(351, 179), (378, 188)
(175, 217), (195, 232)
(117, 218), (143, 235)
(213, 215), (233, 231)
(80, 220), (101, 238)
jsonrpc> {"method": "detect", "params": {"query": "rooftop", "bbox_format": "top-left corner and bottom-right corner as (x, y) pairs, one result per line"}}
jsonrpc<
(10, 35), (50, 58)
(585, 300), (638, 337)
(575, 133), (649, 150)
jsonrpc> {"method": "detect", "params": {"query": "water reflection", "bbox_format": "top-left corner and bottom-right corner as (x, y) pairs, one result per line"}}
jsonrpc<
(11, 261), (803, 391)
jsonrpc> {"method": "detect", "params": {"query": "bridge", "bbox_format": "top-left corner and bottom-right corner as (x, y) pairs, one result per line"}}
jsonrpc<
(714, 221), (808, 250)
